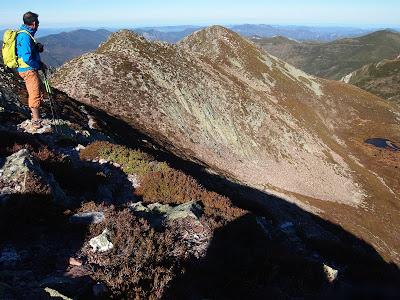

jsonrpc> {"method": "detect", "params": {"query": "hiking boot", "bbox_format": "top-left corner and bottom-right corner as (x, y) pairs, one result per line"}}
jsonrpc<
(31, 119), (43, 130)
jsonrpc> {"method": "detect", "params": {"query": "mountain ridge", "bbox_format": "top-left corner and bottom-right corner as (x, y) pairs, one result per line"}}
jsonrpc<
(52, 26), (400, 265)
(342, 58), (400, 103)
(252, 30), (400, 80)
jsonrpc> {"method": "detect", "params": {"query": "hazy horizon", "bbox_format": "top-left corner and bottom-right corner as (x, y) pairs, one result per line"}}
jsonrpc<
(1, 0), (399, 29)
(1, 23), (400, 32)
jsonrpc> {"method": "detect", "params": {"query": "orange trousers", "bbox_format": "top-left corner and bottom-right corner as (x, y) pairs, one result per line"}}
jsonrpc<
(19, 70), (44, 109)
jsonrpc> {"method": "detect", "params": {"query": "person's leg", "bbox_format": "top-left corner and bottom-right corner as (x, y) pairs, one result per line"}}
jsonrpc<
(19, 70), (43, 125)
(31, 107), (40, 120)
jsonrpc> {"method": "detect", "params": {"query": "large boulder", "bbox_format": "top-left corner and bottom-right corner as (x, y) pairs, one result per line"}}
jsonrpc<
(0, 149), (68, 205)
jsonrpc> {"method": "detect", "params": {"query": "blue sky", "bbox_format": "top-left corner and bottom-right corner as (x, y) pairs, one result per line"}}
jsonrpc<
(1, 0), (399, 28)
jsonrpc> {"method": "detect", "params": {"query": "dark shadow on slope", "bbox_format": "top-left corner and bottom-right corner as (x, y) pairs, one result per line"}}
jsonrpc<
(43, 159), (135, 207)
(163, 214), (400, 300)
(5, 85), (396, 297)
(0, 193), (95, 299)
(164, 214), (327, 299)
(50, 93), (400, 298)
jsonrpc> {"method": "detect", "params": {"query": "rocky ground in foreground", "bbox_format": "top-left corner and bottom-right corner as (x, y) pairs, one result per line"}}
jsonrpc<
(1, 65), (400, 299)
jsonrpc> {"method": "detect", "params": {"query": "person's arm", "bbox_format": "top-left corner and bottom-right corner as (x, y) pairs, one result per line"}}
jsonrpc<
(18, 33), (41, 69)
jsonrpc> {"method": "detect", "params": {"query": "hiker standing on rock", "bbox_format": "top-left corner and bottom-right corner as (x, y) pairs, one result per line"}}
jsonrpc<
(16, 12), (47, 129)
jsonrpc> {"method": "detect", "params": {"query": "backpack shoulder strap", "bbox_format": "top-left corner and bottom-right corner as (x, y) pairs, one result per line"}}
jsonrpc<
(17, 30), (36, 43)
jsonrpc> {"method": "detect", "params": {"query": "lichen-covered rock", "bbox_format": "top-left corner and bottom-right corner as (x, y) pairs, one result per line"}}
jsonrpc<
(44, 287), (72, 300)
(0, 149), (68, 205)
(130, 201), (203, 226)
(323, 264), (339, 283)
(17, 119), (54, 134)
(89, 229), (114, 252)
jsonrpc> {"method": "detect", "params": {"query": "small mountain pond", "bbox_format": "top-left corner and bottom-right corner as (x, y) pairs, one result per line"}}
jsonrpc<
(365, 138), (400, 151)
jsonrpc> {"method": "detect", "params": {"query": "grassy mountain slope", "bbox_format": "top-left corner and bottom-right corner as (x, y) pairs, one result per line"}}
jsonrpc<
(52, 26), (400, 266)
(253, 30), (400, 80)
(342, 58), (400, 103)
(2, 62), (399, 298)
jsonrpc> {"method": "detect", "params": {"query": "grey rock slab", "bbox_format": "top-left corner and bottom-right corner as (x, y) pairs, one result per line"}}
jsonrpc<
(89, 229), (113, 253)
(323, 264), (339, 283)
(130, 201), (203, 224)
(0, 149), (69, 206)
(69, 212), (105, 225)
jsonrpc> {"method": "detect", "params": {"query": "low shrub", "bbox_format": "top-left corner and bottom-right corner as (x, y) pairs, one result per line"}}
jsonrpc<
(80, 141), (166, 176)
(135, 168), (203, 204)
(136, 168), (245, 226)
(85, 207), (186, 300)
(82, 141), (245, 225)
(0, 130), (60, 163)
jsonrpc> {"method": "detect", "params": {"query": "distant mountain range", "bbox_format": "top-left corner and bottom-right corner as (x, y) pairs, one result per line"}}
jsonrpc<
(2, 24), (398, 45)
(39, 29), (112, 67)
(252, 30), (400, 80)
(0, 27), (112, 39)
(134, 24), (391, 43)
(229, 24), (375, 41)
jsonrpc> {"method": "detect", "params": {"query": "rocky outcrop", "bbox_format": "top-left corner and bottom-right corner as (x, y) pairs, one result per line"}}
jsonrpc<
(0, 149), (67, 204)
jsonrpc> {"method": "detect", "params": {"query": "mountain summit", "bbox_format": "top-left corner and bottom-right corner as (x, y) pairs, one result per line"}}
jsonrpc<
(52, 26), (400, 265)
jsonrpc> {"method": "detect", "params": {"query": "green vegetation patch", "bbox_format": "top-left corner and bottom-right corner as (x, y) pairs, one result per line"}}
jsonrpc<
(80, 141), (167, 176)
(81, 141), (245, 224)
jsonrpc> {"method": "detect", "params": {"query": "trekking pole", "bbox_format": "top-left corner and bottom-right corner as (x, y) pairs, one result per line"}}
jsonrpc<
(42, 70), (61, 134)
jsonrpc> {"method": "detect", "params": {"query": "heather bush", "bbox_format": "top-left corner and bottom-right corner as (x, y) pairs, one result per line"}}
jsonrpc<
(82, 141), (245, 225)
(0, 130), (61, 163)
(136, 168), (245, 226)
(136, 168), (203, 204)
(84, 207), (186, 299)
